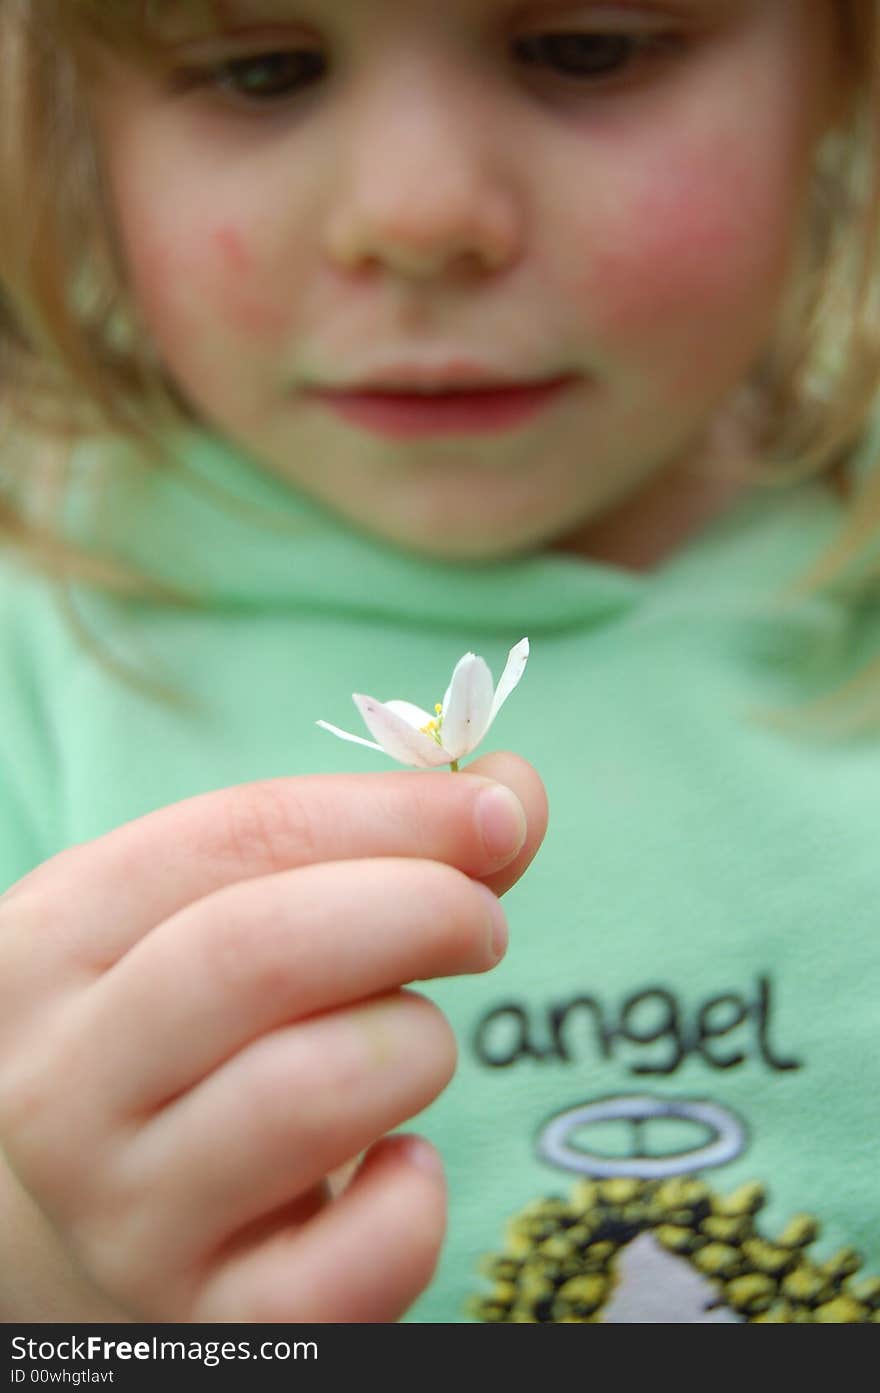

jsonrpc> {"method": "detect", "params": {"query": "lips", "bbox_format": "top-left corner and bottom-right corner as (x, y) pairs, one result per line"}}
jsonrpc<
(303, 375), (578, 441)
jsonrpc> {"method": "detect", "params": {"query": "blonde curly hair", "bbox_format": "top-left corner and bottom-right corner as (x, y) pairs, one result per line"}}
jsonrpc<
(1, 1), (879, 708)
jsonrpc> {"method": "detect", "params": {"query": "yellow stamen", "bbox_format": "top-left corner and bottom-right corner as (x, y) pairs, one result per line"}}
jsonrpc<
(420, 700), (445, 745)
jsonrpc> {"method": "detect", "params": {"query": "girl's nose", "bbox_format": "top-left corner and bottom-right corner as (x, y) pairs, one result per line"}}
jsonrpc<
(323, 68), (523, 279)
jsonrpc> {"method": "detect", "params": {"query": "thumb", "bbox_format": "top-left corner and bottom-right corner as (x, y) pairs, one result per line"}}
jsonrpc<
(462, 751), (548, 896)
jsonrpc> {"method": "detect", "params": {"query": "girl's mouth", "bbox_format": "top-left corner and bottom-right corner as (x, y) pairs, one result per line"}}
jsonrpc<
(303, 377), (578, 441)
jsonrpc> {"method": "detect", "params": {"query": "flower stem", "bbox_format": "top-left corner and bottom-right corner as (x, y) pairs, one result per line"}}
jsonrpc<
(450, 760), (460, 773)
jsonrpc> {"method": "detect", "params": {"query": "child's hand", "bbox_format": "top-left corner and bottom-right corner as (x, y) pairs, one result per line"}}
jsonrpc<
(0, 753), (546, 1322)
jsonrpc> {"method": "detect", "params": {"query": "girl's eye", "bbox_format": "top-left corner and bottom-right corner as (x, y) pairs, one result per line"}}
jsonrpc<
(173, 29), (680, 109)
(512, 31), (675, 83)
(177, 49), (328, 104)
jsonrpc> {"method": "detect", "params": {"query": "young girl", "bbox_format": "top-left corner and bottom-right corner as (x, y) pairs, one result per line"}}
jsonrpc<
(0, 0), (878, 1325)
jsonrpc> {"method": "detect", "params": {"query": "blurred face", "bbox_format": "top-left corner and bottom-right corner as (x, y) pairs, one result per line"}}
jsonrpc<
(90, 1), (838, 561)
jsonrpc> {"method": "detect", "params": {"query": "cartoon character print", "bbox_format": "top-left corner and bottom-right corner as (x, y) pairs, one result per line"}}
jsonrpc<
(471, 1096), (880, 1323)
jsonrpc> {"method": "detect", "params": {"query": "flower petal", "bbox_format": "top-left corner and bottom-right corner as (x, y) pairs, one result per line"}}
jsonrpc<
(486, 637), (530, 731)
(440, 653), (495, 759)
(384, 700), (437, 729)
(315, 720), (386, 753)
(352, 694), (454, 768)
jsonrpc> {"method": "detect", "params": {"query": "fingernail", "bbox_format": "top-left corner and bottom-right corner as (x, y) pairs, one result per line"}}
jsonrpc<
(475, 880), (508, 961)
(476, 785), (527, 864)
(399, 1135), (445, 1181)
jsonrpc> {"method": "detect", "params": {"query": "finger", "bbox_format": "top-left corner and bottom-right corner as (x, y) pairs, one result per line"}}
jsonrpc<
(463, 751), (549, 896)
(113, 993), (455, 1273)
(1, 770), (529, 978)
(86, 858), (503, 1111)
(197, 1134), (447, 1323)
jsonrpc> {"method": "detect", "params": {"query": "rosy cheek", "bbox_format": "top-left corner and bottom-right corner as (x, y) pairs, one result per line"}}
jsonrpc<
(126, 221), (291, 345)
(125, 233), (193, 340)
(577, 155), (792, 391)
(213, 224), (251, 274)
(209, 224), (293, 340)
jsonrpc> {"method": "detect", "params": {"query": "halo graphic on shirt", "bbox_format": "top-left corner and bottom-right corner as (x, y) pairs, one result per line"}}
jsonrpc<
(469, 1092), (880, 1323)
(536, 1094), (746, 1180)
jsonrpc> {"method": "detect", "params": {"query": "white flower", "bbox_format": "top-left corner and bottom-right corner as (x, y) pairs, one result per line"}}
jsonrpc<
(317, 638), (529, 770)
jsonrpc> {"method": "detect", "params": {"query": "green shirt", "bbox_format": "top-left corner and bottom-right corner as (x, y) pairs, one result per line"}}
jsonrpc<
(1, 429), (878, 1323)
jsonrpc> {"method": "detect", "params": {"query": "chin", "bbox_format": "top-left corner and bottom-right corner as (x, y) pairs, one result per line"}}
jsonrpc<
(371, 511), (559, 564)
